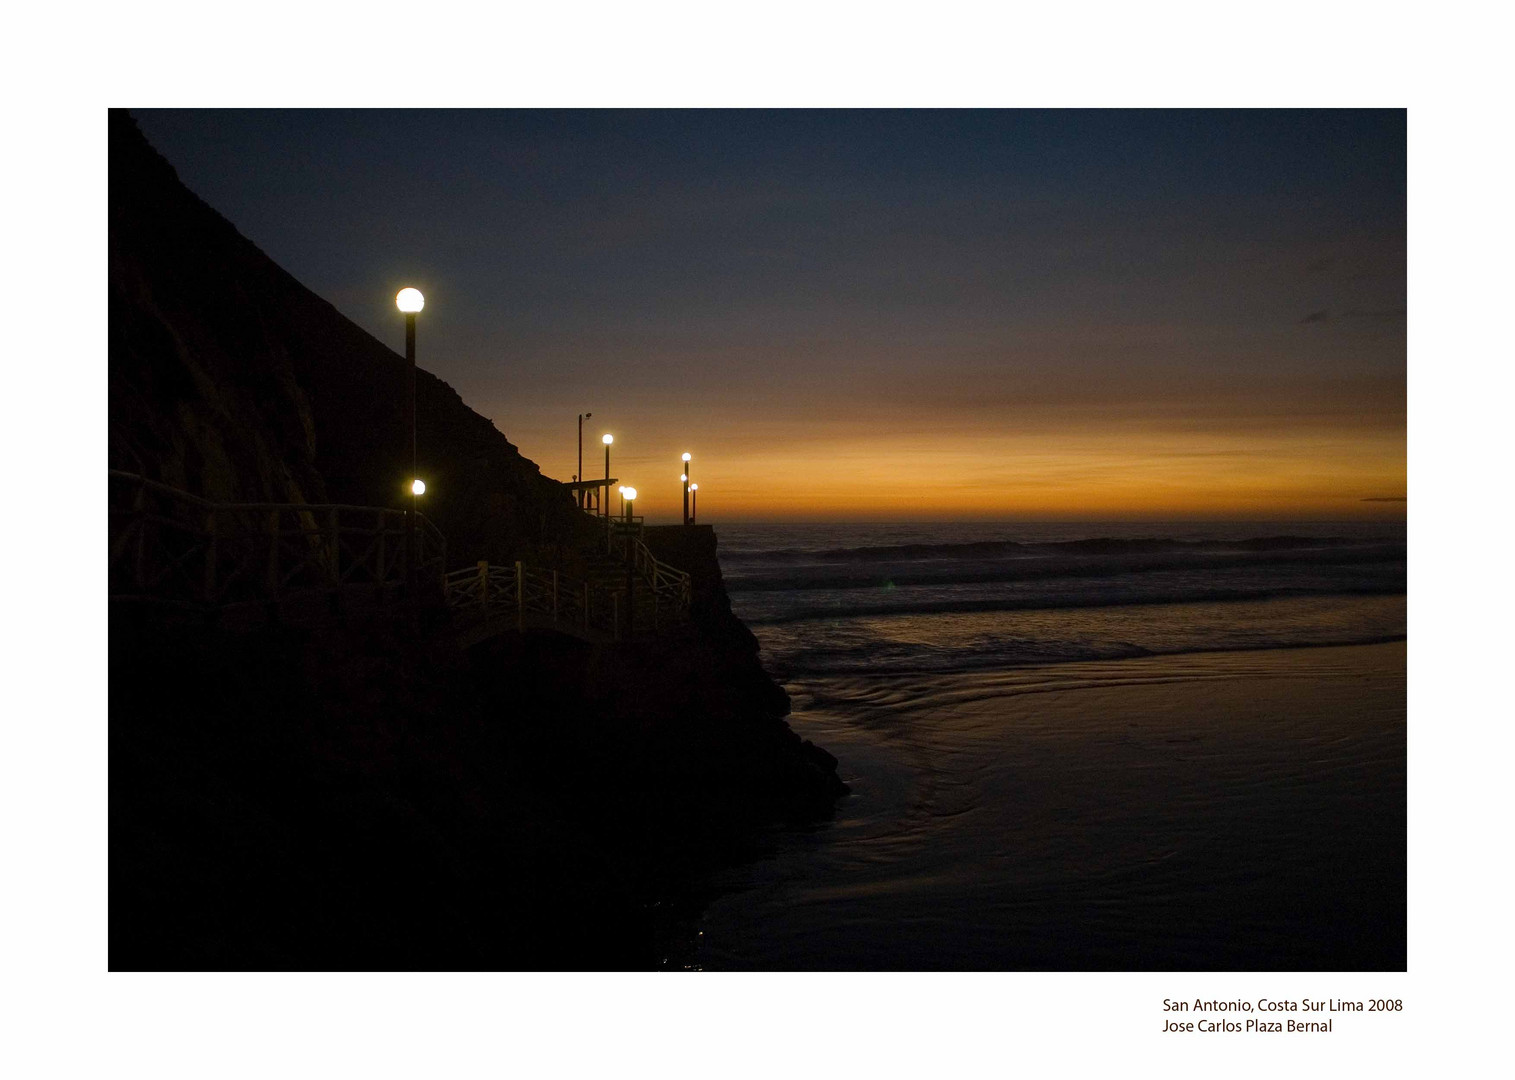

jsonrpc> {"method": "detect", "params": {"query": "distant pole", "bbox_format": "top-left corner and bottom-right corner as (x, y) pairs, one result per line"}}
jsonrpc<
(577, 413), (591, 508)
(622, 487), (637, 637)
(603, 433), (614, 520)
(681, 452), (692, 525)
(690, 483), (698, 524)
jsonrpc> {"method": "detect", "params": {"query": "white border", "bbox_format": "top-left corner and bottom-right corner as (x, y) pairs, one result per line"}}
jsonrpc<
(7, 2), (1507, 1076)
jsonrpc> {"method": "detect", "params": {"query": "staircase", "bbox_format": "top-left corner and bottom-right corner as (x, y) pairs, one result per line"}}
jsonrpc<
(580, 544), (684, 635)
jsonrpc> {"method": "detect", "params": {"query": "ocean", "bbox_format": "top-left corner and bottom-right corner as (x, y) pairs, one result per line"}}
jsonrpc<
(673, 520), (1406, 970)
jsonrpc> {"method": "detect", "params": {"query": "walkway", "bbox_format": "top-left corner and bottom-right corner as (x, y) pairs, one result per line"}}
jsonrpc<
(109, 471), (691, 642)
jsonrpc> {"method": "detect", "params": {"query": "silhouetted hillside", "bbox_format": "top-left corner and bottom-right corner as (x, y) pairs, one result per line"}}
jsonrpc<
(108, 110), (845, 969)
(109, 108), (589, 566)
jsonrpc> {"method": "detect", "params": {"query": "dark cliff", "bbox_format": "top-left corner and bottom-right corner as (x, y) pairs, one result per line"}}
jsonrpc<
(108, 110), (845, 969)
(109, 109), (593, 566)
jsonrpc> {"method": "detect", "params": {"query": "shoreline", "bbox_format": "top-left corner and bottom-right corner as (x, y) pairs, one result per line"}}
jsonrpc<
(745, 592), (1407, 682)
(692, 640), (1406, 970)
(774, 632), (1409, 682)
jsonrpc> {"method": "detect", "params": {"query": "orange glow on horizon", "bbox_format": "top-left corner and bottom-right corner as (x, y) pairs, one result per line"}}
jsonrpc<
(497, 379), (1405, 523)
(530, 427), (1405, 522)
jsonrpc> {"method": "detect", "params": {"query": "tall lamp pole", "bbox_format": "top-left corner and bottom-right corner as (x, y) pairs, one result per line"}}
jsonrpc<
(396, 287), (425, 589)
(622, 486), (638, 638)
(577, 412), (592, 508)
(681, 452), (692, 525)
(603, 434), (614, 519)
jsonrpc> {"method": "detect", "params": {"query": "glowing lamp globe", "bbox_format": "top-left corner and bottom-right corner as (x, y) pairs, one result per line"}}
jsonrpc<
(396, 287), (425, 313)
(681, 452), (691, 462)
(623, 487), (637, 501)
(680, 474), (688, 482)
(411, 479), (426, 495)
(690, 484), (698, 491)
(603, 434), (614, 445)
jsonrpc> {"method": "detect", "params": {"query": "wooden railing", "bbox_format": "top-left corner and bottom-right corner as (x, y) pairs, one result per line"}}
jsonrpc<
(109, 471), (690, 639)
(109, 471), (446, 609)
(604, 517), (693, 609)
(631, 536), (692, 610)
(444, 551), (690, 641)
(598, 515), (693, 615)
(444, 561), (620, 638)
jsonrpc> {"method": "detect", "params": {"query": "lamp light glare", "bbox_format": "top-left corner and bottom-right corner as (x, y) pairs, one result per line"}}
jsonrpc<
(602, 433), (614, 445)
(396, 287), (425, 313)
(680, 474), (687, 482)
(681, 452), (691, 461)
(690, 484), (698, 491)
(623, 487), (637, 501)
(412, 479), (426, 495)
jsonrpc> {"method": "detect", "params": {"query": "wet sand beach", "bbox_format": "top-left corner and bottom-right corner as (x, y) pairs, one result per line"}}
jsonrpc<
(686, 641), (1405, 970)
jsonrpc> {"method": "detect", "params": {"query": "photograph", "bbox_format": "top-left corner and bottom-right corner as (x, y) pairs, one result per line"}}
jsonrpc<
(108, 106), (1406, 974)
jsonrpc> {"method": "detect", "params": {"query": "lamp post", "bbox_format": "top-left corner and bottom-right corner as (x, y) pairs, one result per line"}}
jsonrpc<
(681, 452), (692, 525)
(603, 434), (614, 519)
(689, 483), (698, 524)
(577, 412), (592, 508)
(396, 287), (425, 589)
(621, 486), (638, 638)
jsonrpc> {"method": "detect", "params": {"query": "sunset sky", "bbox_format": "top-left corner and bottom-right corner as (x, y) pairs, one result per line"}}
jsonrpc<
(133, 109), (1405, 522)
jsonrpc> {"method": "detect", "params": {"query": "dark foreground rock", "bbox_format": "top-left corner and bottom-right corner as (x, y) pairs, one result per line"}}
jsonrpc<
(110, 600), (844, 970)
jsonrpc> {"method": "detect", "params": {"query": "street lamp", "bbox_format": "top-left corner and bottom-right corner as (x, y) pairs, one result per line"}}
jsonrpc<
(396, 287), (425, 588)
(689, 483), (698, 524)
(621, 485), (639, 636)
(577, 412), (592, 508)
(602, 434), (614, 519)
(681, 452), (692, 525)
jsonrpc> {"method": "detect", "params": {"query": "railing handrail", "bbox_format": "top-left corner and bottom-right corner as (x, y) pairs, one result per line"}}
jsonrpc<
(630, 536), (692, 606)
(110, 471), (446, 610)
(110, 471), (689, 638)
